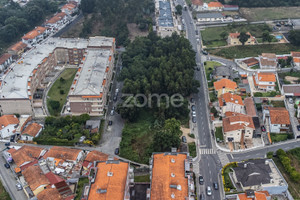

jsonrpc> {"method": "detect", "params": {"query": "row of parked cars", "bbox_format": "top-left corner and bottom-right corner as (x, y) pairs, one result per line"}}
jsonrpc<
(199, 175), (218, 199)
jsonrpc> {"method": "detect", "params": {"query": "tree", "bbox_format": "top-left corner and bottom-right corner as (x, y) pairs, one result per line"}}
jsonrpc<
(117, 97), (140, 122)
(266, 151), (273, 159)
(288, 30), (300, 46)
(238, 32), (250, 45)
(262, 31), (272, 43)
(25, 5), (44, 24)
(175, 5), (182, 15)
(49, 100), (60, 111)
(81, 0), (96, 13)
(220, 31), (228, 40)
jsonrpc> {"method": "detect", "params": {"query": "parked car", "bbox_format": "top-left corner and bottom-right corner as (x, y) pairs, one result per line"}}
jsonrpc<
(206, 186), (212, 196)
(297, 125), (300, 131)
(4, 142), (10, 146)
(16, 183), (22, 191)
(289, 98), (294, 104)
(116, 88), (119, 93)
(192, 117), (196, 123)
(197, 67), (200, 71)
(190, 98), (195, 103)
(114, 148), (119, 155)
(182, 136), (187, 143)
(191, 105), (195, 111)
(4, 163), (10, 169)
(202, 50), (208, 55)
(261, 126), (266, 132)
(110, 110), (114, 116)
(200, 193), (205, 200)
(192, 111), (196, 117)
(113, 96), (117, 101)
(108, 121), (113, 126)
(213, 182), (218, 190)
(199, 176), (204, 185)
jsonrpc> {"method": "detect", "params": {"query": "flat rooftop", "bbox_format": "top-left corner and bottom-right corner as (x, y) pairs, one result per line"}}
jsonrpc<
(158, 1), (174, 27)
(0, 36), (114, 99)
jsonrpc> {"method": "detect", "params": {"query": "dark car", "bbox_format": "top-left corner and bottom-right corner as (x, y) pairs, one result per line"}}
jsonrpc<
(297, 125), (300, 131)
(191, 105), (195, 111)
(261, 126), (266, 132)
(108, 121), (113, 126)
(4, 163), (10, 169)
(199, 175), (204, 185)
(190, 98), (195, 103)
(197, 67), (200, 71)
(200, 193), (205, 200)
(4, 142), (10, 146)
(192, 117), (196, 123)
(213, 182), (218, 190)
(114, 148), (119, 155)
(182, 136), (187, 143)
(113, 96), (117, 101)
(201, 50), (208, 55)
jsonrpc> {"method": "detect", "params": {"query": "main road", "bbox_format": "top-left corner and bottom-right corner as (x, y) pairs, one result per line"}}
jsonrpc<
(178, 1), (223, 199)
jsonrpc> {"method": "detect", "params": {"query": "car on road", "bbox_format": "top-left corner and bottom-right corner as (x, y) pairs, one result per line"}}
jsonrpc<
(213, 182), (218, 190)
(192, 111), (196, 117)
(108, 121), (113, 126)
(16, 183), (22, 191)
(201, 50), (208, 55)
(116, 88), (119, 93)
(199, 193), (205, 200)
(110, 110), (114, 116)
(199, 176), (204, 185)
(261, 126), (266, 132)
(196, 67), (200, 71)
(206, 186), (212, 196)
(4, 163), (10, 169)
(288, 98), (294, 104)
(114, 148), (119, 155)
(190, 98), (195, 103)
(182, 136), (187, 143)
(113, 96), (117, 101)
(4, 142), (10, 146)
(297, 125), (300, 131)
(192, 117), (196, 123)
(191, 105), (195, 111)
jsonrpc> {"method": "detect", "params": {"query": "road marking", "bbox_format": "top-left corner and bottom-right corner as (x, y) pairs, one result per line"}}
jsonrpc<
(199, 149), (216, 155)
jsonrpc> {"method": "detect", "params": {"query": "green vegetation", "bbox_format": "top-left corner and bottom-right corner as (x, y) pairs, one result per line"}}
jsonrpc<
(222, 162), (237, 192)
(270, 133), (292, 143)
(188, 142), (196, 158)
(188, 133), (195, 138)
(227, 0), (300, 7)
(215, 127), (224, 141)
(209, 91), (217, 102)
(134, 175), (150, 182)
(208, 43), (300, 59)
(47, 68), (77, 116)
(289, 30), (300, 47)
(34, 114), (101, 146)
(271, 101), (285, 107)
(75, 177), (89, 200)
(0, 179), (10, 200)
(204, 61), (223, 80)
(80, 0), (154, 45)
(201, 24), (270, 48)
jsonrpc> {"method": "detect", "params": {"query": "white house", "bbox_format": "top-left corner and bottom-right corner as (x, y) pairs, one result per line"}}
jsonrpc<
(253, 72), (277, 92)
(61, 3), (77, 15)
(219, 93), (245, 116)
(222, 114), (255, 143)
(0, 53), (13, 72)
(22, 26), (48, 47)
(196, 12), (224, 22)
(0, 115), (19, 139)
(20, 123), (43, 141)
(263, 107), (290, 133)
(259, 53), (277, 69)
(291, 52), (300, 68)
(45, 12), (67, 32)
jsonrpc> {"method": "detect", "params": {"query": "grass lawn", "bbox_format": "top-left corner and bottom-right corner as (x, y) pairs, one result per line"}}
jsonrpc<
(188, 142), (196, 158)
(204, 61), (223, 80)
(119, 111), (154, 164)
(75, 177), (89, 200)
(250, 64), (260, 69)
(270, 133), (290, 143)
(223, 165), (235, 190)
(0, 179), (10, 200)
(208, 44), (300, 59)
(215, 127), (223, 142)
(271, 101), (285, 107)
(47, 68), (77, 116)
(240, 7), (300, 21)
(134, 175), (150, 182)
(209, 92), (217, 102)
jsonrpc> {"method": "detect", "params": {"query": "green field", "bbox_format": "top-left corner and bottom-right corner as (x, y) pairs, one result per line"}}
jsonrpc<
(208, 43), (300, 59)
(270, 133), (290, 143)
(215, 127), (224, 142)
(47, 68), (77, 116)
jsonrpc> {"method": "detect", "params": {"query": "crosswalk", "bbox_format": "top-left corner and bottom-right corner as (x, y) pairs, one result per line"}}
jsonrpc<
(218, 152), (230, 166)
(198, 148), (216, 155)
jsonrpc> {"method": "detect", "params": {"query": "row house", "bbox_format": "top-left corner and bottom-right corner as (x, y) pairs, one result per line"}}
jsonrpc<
(61, 3), (77, 15)
(219, 93), (245, 116)
(214, 78), (237, 97)
(7, 41), (27, 59)
(20, 122), (43, 141)
(0, 53), (13, 72)
(0, 115), (19, 139)
(263, 107), (290, 133)
(22, 26), (49, 47)
(45, 12), (68, 32)
(253, 72), (277, 92)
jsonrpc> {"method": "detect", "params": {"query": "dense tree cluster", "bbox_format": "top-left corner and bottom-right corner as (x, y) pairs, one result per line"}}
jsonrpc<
(288, 30), (300, 47)
(276, 149), (300, 182)
(227, 0), (300, 7)
(0, 0), (62, 52)
(80, 0), (154, 45)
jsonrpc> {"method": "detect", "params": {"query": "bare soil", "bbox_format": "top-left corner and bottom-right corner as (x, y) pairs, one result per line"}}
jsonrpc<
(127, 23), (148, 41)
(181, 126), (195, 143)
(285, 76), (299, 84)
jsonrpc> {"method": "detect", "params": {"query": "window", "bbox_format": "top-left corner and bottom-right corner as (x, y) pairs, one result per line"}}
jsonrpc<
(269, 82), (272, 84)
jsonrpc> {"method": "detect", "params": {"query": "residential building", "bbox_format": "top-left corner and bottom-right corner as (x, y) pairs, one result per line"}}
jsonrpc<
(61, 3), (77, 15)
(87, 160), (133, 200)
(204, 2), (224, 11)
(22, 165), (50, 196)
(282, 84), (300, 97)
(43, 146), (84, 163)
(259, 53), (277, 69)
(22, 26), (48, 47)
(231, 159), (288, 194)
(0, 36), (115, 116)
(222, 113), (255, 143)
(263, 107), (290, 133)
(223, 5), (239, 11)
(291, 51), (300, 67)
(236, 190), (271, 200)
(212, 66), (234, 80)
(45, 12), (67, 32)
(149, 152), (195, 200)
(36, 188), (63, 200)
(191, 0), (203, 11)
(0, 115), (19, 139)
(196, 12), (224, 22)
(10, 145), (46, 168)
(20, 122), (43, 141)
(7, 41), (27, 58)
(44, 171), (73, 197)
(219, 93), (245, 116)
(253, 72), (277, 92)
(0, 53), (13, 71)
(227, 32), (256, 46)
(244, 97), (257, 117)
(213, 78), (237, 97)
(239, 57), (259, 68)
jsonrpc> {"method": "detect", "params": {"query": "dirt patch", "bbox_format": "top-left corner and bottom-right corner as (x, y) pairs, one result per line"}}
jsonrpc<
(127, 23), (148, 41)
(285, 76), (299, 84)
(181, 126), (195, 143)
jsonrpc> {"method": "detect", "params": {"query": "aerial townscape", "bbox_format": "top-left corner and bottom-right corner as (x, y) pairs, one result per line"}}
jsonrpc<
(0, 0), (300, 200)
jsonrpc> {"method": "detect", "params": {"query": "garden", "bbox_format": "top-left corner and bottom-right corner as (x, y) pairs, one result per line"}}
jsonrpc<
(188, 142), (196, 158)
(222, 162), (237, 193)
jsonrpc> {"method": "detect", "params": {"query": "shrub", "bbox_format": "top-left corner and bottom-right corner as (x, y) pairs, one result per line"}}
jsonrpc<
(267, 151), (273, 159)
(254, 92), (263, 97)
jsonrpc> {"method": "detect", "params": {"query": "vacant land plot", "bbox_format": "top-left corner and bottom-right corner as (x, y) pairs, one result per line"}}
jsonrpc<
(204, 61), (223, 80)
(270, 133), (291, 143)
(240, 7), (300, 22)
(208, 44), (300, 59)
(47, 68), (77, 116)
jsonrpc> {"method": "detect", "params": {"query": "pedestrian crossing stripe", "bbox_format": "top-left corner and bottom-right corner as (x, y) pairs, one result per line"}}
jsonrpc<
(199, 149), (216, 154)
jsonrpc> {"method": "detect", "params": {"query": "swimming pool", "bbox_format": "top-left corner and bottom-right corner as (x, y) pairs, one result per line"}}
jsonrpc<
(276, 35), (283, 40)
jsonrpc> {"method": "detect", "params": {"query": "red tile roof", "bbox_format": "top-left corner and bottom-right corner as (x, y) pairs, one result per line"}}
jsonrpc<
(261, 53), (276, 59)
(294, 57), (300, 63)
(43, 146), (82, 161)
(219, 93), (244, 106)
(192, 0), (203, 6)
(61, 3), (76, 11)
(214, 79), (237, 90)
(269, 107), (290, 125)
(242, 57), (259, 66)
(257, 72), (276, 82)
(207, 2), (223, 7)
(37, 188), (63, 200)
(22, 123), (42, 137)
(8, 41), (27, 52)
(22, 165), (50, 191)
(238, 191), (270, 200)
(46, 12), (66, 24)
(291, 52), (300, 57)
(0, 115), (19, 129)
(223, 114), (255, 132)
(0, 53), (12, 65)
(11, 145), (45, 167)
(244, 97), (256, 117)
(22, 26), (47, 40)
(45, 172), (64, 185)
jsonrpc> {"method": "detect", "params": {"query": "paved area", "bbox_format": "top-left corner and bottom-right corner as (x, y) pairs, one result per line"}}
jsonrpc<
(286, 100), (300, 138)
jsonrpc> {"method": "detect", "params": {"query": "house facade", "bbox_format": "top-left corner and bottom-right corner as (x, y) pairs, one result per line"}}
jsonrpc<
(219, 93), (245, 116)
(7, 41), (27, 58)
(204, 2), (224, 11)
(0, 53), (13, 72)
(197, 12), (224, 22)
(263, 107), (290, 133)
(0, 115), (19, 139)
(45, 12), (68, 32)
(227, 32), (256, 46)
(291, 51), (300, 68)
(22, 26), (48, 47)
(259, 53), (277, 69)
(253, 72), (277, 92)
(191, 0), (203, 11)
(214, 78), (237, 97)
(20, 123), (43, 141)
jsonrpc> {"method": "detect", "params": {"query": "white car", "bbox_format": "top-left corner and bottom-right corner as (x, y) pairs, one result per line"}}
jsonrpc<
(192, 111), (196, 117)
(207, 186), (212, 196)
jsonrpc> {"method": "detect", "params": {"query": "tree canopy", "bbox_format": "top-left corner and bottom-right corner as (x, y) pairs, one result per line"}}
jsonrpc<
(238, 32), (250, 45)
(288, 30), (300, 47)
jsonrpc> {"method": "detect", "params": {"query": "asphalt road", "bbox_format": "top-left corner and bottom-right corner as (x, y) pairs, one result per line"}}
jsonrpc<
(179, 2), (223, 199)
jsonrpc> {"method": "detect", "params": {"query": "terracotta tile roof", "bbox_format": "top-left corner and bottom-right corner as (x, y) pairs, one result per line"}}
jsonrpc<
(214, 78), (237, 90)
(260, 58), (277, 67)
(207, 2), (223, 7)
(242, 57), (259, 66)
(22, 26), (47, 40)
(11, 145), (45, 167)
(37, 188), (63, 200)
(261, 53), (276, 59)
(22, 123), (42, 137)
(269, 107), (290, 125)
(0, 115), (19, 129)
(85, 150), (116, 163)
(43, 146), (82, 161)
(23, 165), (50, 191)
(294, 57), (300, 63)
(0, 53), (12, 65)
(150, 153), (188, 200)
(244, 97), (256, 117)
(223, 114), (255, 132)
(257, 72), (276, 82)
(238, 191), (270, 200)
(191, 0), (203, 6)
(7, 148), (17, 154)
(62, 3), (76, 11)
(219, 93), (243, 106)
(46, 12), (66, 24)
(291, 52), (300, 57)
(8, 41), (27, 52)
(225, 111), (241, 117)
(45, 172), (64, 185)
(229, 32), (253, 39)
(88, 161), (129, 200)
